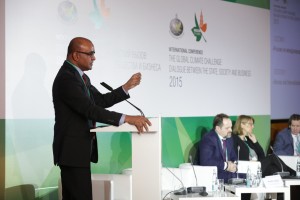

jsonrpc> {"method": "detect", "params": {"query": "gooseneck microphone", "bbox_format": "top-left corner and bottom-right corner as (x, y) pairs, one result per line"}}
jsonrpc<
(270, 146), (290, 177)
(237, 145), (240, 179)
(164, 167), (187, 195)
(100, 82), (114, 91)
(228, 145), (245, 185)
(189, 156), (198, 186)
(187, 155), (206, 194)
(100, 82), (145, 116)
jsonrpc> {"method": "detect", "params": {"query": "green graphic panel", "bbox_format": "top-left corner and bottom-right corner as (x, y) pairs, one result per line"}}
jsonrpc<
(5, 119), (59, 199)
(5, 119), (56, 187)
(162, 115), (270, 167)
(162, 116), (213, 167)
(223, 0), (270, 9)
(250, 115), (271, 153)
(91, 131), (132, 174)
(0, 119), (4, 200)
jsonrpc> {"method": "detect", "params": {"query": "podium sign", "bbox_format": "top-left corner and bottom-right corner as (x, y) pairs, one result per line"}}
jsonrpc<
(91, 117), (161, 200)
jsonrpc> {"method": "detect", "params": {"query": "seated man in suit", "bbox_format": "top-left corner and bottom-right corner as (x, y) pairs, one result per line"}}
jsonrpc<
(198, 113), (237, 183)
(273, 114), (300, 156)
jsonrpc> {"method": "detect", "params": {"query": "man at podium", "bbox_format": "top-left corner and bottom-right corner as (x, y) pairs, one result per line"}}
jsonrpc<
(52, 37), (151, 200)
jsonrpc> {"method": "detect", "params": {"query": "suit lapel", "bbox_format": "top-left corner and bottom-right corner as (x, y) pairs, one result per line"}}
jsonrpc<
(64, 62), (96, 128)
(288, 132), (294, 152)
(64, 61), (87, 88)
(214, 131), (226, 161)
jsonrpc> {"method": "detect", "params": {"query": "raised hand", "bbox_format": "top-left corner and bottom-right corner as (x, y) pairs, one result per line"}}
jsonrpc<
(122, 72), (142, 92)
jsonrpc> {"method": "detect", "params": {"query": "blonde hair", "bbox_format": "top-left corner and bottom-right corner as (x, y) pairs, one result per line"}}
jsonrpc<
(233, 115), (255, 136)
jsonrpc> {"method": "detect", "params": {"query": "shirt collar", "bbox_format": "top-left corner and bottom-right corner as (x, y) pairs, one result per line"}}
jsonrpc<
(66, 60), (84, 77)
(217, 132), (226, 141)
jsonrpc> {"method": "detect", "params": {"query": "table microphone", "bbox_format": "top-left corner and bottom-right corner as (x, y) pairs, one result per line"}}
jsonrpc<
(270, 146), (290, 177)
(164, 166), (187, 195)
(237, 145), (240, 179)
(100, 82), (145, 116)
(187, 155), (206, 194)
(228, 146), (245, 185)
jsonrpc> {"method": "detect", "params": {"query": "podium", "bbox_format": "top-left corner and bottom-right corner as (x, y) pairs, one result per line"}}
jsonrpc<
(91, 117), (161, 200)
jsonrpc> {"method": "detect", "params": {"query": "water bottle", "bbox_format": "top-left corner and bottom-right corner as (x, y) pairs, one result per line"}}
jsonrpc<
(296, 158), (300, 177)
(212, 168), (217, 192)
(256, 166), (262, 186)
(246, 166), (251, 187)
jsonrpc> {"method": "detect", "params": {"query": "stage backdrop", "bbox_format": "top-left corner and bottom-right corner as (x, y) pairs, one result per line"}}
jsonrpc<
(4, 0), (270, 198)
(270, 0), (300, 119)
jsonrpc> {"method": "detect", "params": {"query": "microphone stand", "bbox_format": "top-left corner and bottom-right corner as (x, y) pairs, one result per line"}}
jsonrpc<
(187, 155), (206, 193)
(164, 167), (187, 195)
(100, 82), (145, 116)
(237, 146), (240, 179)
(228, 146), (245, 185)
(270, 146), (290, 177)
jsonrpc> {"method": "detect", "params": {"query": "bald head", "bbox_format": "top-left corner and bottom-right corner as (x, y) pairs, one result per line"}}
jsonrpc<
(67, 37), (93, 56)
(66, 37), (96, 71)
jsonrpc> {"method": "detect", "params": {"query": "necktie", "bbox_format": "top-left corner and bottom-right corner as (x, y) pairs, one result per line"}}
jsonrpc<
(82, 74), (96, 159)
(82, 74), (89, 86)
(296, 135), (300, 155)
(222, 139), (227, 160)
(82, 74), (91, 96)
(82, 74), (95, 128)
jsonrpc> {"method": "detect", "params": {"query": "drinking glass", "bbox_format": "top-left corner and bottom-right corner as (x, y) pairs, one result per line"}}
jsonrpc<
(217, 179), (224, 193)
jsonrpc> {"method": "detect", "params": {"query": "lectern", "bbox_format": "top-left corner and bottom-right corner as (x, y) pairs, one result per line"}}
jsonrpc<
(91, 117), (161, 200)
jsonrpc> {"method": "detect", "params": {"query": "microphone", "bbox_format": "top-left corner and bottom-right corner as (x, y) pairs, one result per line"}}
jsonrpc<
(228, 145), (246, 185)
(189, 155), (198, 186)
(100, 82), (114, 91)
(100, 82), (145, 116)
(186, 155), (205, 194)
(164, 166), (187, 195)
(270, 146), (290, 177)
(237, 145), (240, 179)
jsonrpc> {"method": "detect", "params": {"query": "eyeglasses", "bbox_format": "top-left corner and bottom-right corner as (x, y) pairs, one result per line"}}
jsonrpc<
(242, 122), (254, 126)
(76, 51), (95, 57)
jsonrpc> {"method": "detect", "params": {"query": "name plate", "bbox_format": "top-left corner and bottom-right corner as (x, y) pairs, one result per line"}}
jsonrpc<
(262, 175), (284, 188)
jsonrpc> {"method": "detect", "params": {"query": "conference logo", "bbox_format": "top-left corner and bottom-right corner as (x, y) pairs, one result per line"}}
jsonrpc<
(191, 11), (207, 42)
(169, 14), (184, 38)
(89, 0), (111, 29)
(57, 0), (110, 29)
(58, 0), (78, 23)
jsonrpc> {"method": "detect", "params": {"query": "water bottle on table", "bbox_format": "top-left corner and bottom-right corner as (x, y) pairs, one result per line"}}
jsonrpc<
(212, 168), (217, 192)
(256, 166), (262, 186)
(246, 166), (251, 187)
(296, 158), (300, 177)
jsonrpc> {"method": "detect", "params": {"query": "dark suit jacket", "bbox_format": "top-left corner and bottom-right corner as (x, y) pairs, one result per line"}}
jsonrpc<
(273, 128), (294, 156)
(198, 129), (237, 183)
(232, 134), (265, 161)
(52, 61), (129, 167)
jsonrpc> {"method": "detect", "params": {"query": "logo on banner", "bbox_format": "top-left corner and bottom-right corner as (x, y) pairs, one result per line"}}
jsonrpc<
(169, 14), (184, 38)
(89, 0), (110, 29)
(57, 0), (110, 29)
(58, 1), (78, 23)
(191, 11), (207, 42)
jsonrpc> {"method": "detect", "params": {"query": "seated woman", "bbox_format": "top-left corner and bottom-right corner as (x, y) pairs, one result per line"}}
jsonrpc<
(232, 115), (265, 200)
(232, 115), (265, 162)
(232, 115), (295, 178)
